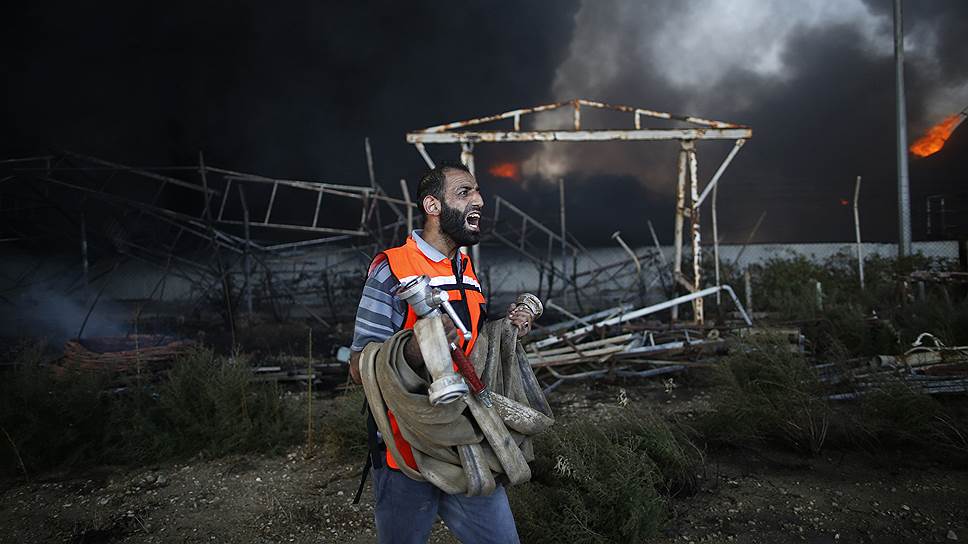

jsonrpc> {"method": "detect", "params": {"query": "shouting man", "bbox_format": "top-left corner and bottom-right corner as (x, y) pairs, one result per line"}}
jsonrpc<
(349, 163), (537, 544)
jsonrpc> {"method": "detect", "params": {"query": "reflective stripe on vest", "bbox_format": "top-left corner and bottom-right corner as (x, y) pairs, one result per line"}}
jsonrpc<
(376, 235), (486, 470)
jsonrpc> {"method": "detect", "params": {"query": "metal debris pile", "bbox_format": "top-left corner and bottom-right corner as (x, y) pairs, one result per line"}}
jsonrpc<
(522, 284), (757, 393)
(1, 100), (759, 351)
(59, 335), (195, 374)
(824, 334), (968, 399)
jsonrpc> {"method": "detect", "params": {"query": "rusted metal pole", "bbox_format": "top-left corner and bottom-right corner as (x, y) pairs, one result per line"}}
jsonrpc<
(613, 230), (645, 305)
(415, 143), (435, 169)
(460, 142), (480, 266)
(307, 328), (313, 456)
(411, 99), (744, 135)
(853, 176), (865, 289)
(611, 231), (641, 276)
(733, 211), (767, 268)
(364, 138), (385, 247)
(647, 220), (666, 265)
(712, 183), (721, 305)
(647, 219), (671, 293)
(744, 269), (752, 315)
(238, 185), (253, 316)
(533, 283), (752, 349)
(894, 0), (912, 257)
(365, 137), (377, 190)
(400, 178), (413, 233)
(695, 139), (745, 207)
(687, 140), (703, 323)
(559, 177), (567, 285)
(80, 212), (89, 286)
(408, 128), (751, 143)
(672, 142), (687, 321)
(460, 142), (475, 175)
(199, 152), (236, 347)
(77, 262), (120, 340)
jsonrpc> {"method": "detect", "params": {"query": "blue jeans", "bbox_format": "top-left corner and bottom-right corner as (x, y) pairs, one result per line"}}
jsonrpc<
(372, 466), (520, 544)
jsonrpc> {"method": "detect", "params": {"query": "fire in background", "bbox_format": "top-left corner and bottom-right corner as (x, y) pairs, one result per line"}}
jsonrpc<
(910, 111), (967, 158)
(488, 161), (521, 181)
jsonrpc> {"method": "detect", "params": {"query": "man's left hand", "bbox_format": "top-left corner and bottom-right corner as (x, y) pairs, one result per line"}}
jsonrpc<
(507, 303), (535, 336)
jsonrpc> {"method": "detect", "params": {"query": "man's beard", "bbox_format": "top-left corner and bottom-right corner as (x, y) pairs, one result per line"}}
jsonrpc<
(440, 201), (481, 247)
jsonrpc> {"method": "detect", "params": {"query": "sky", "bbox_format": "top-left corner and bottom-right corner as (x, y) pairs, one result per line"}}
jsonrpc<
(2, 0), (966, 246)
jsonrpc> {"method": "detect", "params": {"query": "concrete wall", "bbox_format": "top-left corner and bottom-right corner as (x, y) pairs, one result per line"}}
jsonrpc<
(2, 240), (957, 303)
(1, 240), (958, 337)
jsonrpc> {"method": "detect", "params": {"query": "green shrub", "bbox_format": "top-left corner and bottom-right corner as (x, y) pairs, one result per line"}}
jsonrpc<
(701, 335), (968, 463)
(0, 343), (305, 477)
(715, 250), (954, 322)
(511, 409), (702, 543)
(848, 382), (968, 461)
(316, 388), (368, 462)
(0, 340), (114, 476)
(802, 306), (900, 360)
(703, 335), (834, 454)
(892, 298), (968, 347)
(108, 347), (304, 462)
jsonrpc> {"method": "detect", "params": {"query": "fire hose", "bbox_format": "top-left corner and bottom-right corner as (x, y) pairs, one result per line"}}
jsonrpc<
(359, 277), (554, 496)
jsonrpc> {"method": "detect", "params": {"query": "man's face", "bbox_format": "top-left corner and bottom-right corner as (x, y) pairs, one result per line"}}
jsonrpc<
(438, 168), (484, 247)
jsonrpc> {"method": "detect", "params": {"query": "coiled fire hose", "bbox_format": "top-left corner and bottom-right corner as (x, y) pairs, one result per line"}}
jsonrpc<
(359, 278), (553, 496)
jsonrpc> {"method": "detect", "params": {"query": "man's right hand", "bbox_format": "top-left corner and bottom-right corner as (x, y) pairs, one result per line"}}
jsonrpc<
(441, 314), (462, 348)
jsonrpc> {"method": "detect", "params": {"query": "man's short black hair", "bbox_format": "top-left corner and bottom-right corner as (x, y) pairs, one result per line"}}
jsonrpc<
(416, 162), (471, 218)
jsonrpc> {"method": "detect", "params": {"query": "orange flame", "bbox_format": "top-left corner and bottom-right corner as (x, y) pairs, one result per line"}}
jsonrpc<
(488, 162), (520, 181)
(910, 114), (964, 158)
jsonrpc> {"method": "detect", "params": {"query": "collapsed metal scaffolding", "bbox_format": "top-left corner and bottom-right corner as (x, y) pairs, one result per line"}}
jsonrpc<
(0, 148), (415, 337)
(2, 98), (754, 361)
(407, 98), (752, 324)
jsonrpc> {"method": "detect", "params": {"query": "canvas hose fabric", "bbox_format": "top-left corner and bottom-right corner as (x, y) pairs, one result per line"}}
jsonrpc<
(359, 318), (554, 496)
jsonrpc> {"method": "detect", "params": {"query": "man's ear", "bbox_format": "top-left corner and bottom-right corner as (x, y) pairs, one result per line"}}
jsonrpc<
(423, 195), (441, 216)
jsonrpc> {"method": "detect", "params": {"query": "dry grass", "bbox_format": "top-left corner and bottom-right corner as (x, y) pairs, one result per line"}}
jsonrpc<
(0, 343), (305, 477)
(510, 407), (702, 543)
(702, 334), (834, 454)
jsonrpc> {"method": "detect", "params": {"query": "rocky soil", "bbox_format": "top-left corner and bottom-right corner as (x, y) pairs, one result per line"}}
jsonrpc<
(2, 382), (966, 543)
(0, 446), (460, 544)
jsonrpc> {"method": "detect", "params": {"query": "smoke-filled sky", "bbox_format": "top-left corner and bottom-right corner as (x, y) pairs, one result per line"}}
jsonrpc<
(2, 0), (966, 245)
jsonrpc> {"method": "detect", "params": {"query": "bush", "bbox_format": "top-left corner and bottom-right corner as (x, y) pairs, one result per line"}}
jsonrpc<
(108, 347), (304, 462)
(849, 382), (968, 461)
(511, 408), (702, 543)
(700, 336), (968, 463)
(715, 251), (956, 331)
(702, 335), (834, 454)
(893, 298), (968, 348)
(316, 388), (368, 462)
(802, 306), (900, 360)
(0, 343), (305, 477)
(0, 340), (114, 475)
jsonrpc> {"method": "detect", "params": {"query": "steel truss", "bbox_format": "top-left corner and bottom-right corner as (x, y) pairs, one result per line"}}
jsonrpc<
(407, 99), (751, 323)
(1, 150), (415, 335)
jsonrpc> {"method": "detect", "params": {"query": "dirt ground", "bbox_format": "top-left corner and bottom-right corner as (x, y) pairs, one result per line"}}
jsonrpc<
(2, 381), (967, 543)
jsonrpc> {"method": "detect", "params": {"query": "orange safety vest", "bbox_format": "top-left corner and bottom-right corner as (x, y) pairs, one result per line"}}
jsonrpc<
(372, 234), (487, 470)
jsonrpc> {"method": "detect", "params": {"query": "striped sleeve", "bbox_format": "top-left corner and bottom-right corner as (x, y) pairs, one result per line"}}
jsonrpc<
(350, 259), (407, 352)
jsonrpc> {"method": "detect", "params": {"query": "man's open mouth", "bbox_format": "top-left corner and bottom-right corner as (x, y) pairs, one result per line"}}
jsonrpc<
(465, 211), (481, 232)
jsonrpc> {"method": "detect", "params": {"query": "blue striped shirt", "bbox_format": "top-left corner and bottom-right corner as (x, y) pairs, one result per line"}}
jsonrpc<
(350, 230), (448, 352)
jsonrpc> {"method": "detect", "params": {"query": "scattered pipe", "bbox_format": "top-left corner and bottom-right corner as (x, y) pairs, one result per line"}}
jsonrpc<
(853, 175), (865, 289)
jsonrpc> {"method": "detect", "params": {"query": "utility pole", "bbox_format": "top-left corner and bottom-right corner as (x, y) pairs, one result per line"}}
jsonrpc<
(894, 0), (912, 257)
(559, 178), (566, 275)
(853, 176), (865, 289)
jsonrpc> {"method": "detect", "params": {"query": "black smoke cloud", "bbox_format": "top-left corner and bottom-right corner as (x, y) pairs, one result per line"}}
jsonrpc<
(2, 1), (966, 247)
(520, 0), (968, 244)
(1, 1), (579, 186)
